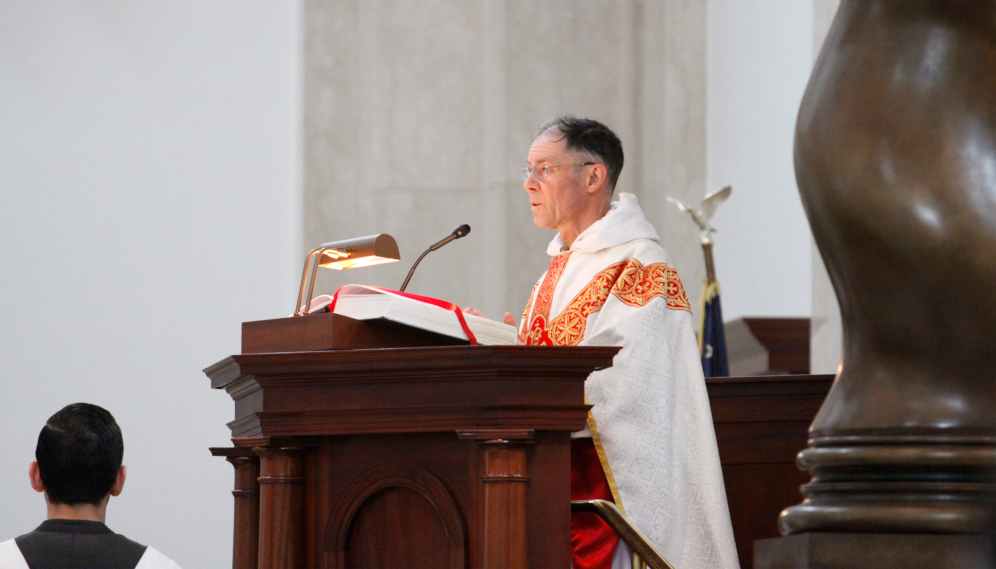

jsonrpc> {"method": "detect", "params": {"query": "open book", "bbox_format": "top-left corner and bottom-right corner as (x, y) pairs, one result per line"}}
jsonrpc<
(316, 285), (517, 346)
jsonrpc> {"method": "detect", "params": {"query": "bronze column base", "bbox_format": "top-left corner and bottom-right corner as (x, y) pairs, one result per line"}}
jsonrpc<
(755, 533), (995, 569)
(781, 444), (996, 535)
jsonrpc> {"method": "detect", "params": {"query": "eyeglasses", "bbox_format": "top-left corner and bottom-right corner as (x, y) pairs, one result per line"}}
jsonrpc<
(520, 162), (595, 182)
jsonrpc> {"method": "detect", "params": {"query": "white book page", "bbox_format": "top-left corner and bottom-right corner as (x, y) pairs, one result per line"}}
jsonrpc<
(332, 285), (516, 345)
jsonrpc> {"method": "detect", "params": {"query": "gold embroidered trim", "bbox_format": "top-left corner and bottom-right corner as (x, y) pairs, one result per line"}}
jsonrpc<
(586, 394), (623, 511)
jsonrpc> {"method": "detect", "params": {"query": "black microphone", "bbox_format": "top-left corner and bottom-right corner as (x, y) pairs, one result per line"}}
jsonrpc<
(399, 224), (471, 292)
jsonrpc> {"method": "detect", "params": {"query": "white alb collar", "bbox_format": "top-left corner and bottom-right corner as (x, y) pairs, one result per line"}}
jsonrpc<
(547, 192), (660, 256)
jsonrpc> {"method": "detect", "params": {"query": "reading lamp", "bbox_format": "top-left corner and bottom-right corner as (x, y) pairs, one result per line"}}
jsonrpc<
(294, 234), (400, 316)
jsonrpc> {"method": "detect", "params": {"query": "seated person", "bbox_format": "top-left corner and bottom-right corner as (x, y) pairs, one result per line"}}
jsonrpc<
(0, 403), (180, 569)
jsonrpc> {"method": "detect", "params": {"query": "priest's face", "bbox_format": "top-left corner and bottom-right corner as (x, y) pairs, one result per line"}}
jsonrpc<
(524, 131), (590, 234)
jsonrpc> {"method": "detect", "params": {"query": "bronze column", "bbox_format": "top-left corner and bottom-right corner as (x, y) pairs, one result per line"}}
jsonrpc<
(758, 1), (996, 567)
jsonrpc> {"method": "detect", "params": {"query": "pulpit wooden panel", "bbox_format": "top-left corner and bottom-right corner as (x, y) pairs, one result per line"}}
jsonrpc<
(347, 487), (451, 567)
(706, 374), (834, 569)
(326, 461), (464, 569)
(207, 345), (617, 569)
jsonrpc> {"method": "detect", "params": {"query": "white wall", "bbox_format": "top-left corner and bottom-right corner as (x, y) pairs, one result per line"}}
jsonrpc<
(810, 0), (844, 373)
(707, 0), (814, 320)
(0, 2), (301, 567)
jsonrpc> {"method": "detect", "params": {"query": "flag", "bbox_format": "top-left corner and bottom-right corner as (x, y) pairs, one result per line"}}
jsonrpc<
(699, 280), (729, 377)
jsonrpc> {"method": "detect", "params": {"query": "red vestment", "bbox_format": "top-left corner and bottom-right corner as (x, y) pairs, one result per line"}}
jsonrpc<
(571, 438), (620, 569)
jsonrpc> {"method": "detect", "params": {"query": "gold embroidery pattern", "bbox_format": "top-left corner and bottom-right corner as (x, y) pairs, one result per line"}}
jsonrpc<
(612, 262), (691, 312)
(546, 263), (627, 346)
(533, 253), (571, 322)
(525, 258), (690, 346)
(523, 253), (571, 346)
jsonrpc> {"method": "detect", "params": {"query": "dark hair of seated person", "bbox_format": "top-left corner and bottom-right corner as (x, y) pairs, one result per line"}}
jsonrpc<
(36, 403), (124, 505)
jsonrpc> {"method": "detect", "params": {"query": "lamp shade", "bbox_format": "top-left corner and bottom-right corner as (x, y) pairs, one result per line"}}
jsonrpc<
(294, 233), (400, 316)
(317, 234), (400, 270)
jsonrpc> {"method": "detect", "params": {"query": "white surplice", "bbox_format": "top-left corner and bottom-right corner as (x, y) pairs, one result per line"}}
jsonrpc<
(519, 193), (740, 569)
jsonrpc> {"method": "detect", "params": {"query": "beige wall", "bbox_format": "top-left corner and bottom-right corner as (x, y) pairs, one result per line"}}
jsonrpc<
(809, 0), (842, 373)
(303, 0), (707, 320)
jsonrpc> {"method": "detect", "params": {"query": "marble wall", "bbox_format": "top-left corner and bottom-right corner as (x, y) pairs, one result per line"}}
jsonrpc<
(809, 0), (843, 373)
(303, 0), (707, 321)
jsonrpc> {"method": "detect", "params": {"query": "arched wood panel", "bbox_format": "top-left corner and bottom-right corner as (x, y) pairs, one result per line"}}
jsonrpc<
(324, 462), (466, 569)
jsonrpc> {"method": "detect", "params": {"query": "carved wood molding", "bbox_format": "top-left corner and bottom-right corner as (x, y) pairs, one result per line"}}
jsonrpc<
(207, 346), (620, 390)
(457, 428), (535, 442)
(254, 445), (307, 569)
(230, 408), (586, 438)
(210, 447), (261, 569)
(474, 439), (530, 568)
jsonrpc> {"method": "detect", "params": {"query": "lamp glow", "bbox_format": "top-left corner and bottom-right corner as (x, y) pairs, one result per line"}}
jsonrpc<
(323, 256), (397, 270)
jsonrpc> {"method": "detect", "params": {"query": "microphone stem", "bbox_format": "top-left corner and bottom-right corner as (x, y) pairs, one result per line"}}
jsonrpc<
(399, 230), (464, 292)
(399, 248), (433, 292)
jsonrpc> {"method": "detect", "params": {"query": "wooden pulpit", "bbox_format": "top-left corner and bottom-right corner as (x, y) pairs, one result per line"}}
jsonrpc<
(206, 340), (618, 569)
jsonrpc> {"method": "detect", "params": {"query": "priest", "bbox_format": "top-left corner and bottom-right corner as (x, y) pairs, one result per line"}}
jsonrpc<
(493, 116), (739, 569)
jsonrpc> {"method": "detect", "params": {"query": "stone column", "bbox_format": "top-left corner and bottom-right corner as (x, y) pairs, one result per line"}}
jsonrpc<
(303, 0), (708, 318)
(254, 446), (306, 569)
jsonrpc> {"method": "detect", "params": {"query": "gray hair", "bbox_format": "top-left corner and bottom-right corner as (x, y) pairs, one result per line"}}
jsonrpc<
(534, 115), (624, 190)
